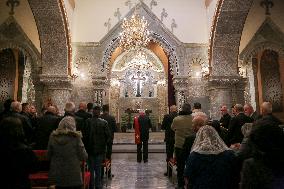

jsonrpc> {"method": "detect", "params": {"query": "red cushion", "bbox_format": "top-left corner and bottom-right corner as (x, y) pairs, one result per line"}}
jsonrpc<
(84, 171), (91, 186)
(29, 172), (48, 180)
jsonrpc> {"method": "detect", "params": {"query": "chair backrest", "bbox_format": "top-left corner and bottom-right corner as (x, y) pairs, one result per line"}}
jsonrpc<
(33, 150), (49, 171)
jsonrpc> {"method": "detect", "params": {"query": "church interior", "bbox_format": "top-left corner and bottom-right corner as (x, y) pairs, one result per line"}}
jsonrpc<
(1, 0), (284, 188)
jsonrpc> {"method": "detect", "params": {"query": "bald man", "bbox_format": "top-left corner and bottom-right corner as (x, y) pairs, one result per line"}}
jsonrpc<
(161, 105), (178, 177)
(255, 102), (282, 126)
(75, 102), (92, 120)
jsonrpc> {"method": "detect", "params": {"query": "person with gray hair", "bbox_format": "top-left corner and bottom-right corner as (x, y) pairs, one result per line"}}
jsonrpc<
(227, 104), (253, 146)
(10, 101), (34, 144)
(171, 103), (193, 189)
(48, 116), (88, 189)
(34, 106), (61, 149)
(183, 112), (208, 160)
(255, 102), (282, 126)
(62, 102), (86, 144)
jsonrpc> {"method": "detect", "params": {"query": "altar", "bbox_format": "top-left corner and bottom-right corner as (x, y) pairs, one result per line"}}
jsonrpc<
(118, 97), (160, 132)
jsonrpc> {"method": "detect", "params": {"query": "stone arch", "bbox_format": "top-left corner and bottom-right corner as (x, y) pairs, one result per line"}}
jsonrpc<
(241, 42), (284, 62)
(209, 0), (254, 76)
(28, 0), (71, 75)
(101, 32), (179, 77)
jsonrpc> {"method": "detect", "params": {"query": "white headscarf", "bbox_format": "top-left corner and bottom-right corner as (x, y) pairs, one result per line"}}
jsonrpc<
(52, 116), (81, 137)
(191, 125), (230, 155)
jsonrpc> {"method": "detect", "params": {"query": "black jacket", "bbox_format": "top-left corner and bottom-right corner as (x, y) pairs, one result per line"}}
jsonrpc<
(161, 112), (178, 144)
(75, 109), (92, 120)
(34, 112), (60, 149)
(228, 112), (253, 145)
(220, 113), (231, 129)
(100, 113), (116, 139)
(138, 115), (152, 142)
(85, 117), (111, 155)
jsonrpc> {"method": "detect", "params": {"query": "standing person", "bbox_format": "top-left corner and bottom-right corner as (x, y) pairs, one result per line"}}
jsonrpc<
(256, 102), (282, 126)
(227, 104), (253, 146)
(161, 105), (178, 177)
(191, 102), (202, 117)
(100, 104), (116, 178)
(75, 102), (92, 120)
(135, 109), (152, 163)
(219, 105), (231, 129)
(10, 101), (34, 145)
(240, 120), (284, 189)
(171, 103), (193, 189)
(0, 98), (14, 121)
(34, 106), (60, 149)
(87, 102), (93, 115)
(48, 116), (88, 189)
(0, 117), (38, 189)
(85, 105), (111, 189)
(244, 103), (258, 121)
(184, 126), (238, 189)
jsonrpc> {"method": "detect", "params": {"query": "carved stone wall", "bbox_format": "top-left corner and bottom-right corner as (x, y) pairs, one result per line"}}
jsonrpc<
(28, 0), (70, 75)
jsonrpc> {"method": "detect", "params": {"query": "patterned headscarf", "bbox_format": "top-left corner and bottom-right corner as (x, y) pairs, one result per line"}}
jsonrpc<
(52, 116), (81, 137)
(191, 125), (230, 155)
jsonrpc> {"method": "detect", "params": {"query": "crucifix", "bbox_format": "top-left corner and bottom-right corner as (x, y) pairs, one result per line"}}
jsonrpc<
(114, 8), (121, 21)
(161, 8), (168, 22)
(131, 71), (146, 97)
(6, 0), (20, 15)
(104, 18), (111, 32)
(260, 0), (274, 15)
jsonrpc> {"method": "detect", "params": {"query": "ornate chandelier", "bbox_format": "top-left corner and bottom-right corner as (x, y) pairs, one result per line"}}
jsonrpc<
(119, 13), (150, 51)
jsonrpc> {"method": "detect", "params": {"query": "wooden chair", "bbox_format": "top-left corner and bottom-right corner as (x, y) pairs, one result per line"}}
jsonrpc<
(101, 159), (111, 186)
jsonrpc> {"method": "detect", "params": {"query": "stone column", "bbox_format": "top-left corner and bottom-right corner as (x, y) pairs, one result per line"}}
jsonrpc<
(173, 76), (188, 110)
(208, 76), (246, 120)
(40, 74), (72, 115)
(92, 76), (108, 106)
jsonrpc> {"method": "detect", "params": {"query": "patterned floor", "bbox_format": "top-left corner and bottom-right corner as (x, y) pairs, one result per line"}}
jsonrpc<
(104, 153), (175, 189)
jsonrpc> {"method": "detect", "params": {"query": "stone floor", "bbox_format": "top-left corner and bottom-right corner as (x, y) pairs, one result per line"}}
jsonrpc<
(104, 153), (175, 189)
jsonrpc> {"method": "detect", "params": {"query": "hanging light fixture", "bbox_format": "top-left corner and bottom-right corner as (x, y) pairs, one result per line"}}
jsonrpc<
(119, 10), (150, 51)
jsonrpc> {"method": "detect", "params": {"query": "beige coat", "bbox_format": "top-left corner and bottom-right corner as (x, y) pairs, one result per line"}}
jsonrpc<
(171, 115), (193, 149)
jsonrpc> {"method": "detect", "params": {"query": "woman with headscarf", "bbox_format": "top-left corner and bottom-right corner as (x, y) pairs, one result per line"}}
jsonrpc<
(48, 116), (88, 189)
(184, 125), (238, 189)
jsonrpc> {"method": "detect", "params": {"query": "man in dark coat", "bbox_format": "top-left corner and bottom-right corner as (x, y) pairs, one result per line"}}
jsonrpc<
(244, 103), (258, 121)
(220, 105), (231, 129)
(100, 104), (116, 178)
(75, 102), (92, 120)
(63, 102), (86, 144)
(0, 98), (14, 122)
(136, 110), (152, 163)
(227, 104), (253, 146)
(34, 106), (60, 149)
(161, 105), (178, 176)
(255, 102), (282, 126)
(10, 101), (34, 145)
(85, 105), (111, 189)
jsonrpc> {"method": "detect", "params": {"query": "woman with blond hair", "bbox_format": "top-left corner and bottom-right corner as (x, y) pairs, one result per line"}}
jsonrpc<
(48, 116), (88, 189)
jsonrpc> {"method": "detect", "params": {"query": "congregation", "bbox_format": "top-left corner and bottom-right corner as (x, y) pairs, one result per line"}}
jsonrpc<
(0, 99), (284, 189)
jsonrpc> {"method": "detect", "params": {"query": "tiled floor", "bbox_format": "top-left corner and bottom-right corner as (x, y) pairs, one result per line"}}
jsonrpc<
(104, 153), (175, 189)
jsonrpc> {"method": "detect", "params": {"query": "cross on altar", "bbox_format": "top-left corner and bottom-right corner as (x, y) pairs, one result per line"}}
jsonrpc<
(131, 71), (146, 97)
